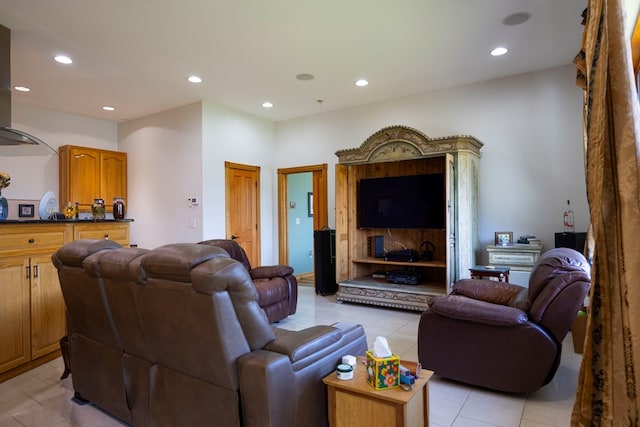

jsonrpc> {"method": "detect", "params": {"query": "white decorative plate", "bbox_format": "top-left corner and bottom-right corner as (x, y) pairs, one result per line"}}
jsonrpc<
(38, 191), (57, 219)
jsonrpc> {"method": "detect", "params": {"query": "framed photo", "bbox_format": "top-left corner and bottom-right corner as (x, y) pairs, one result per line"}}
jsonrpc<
(19, 204), (35, 218)
(307, 192), (314, 217)
(494, 231), (513, 246)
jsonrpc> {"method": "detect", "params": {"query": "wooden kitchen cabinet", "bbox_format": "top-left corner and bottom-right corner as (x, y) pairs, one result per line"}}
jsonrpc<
(59, 145), (127, 214)
(73, 221), (130, 247)
(0, 224), (72, 380)
(0, 256), (30, 373)
(30, 253), (67, 358)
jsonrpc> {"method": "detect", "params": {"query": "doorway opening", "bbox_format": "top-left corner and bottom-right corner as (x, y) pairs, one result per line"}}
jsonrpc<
(277, 164), (328, 283)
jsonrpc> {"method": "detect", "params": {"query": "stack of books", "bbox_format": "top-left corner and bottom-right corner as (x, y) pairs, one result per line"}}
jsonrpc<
(518, 235), (542, 245)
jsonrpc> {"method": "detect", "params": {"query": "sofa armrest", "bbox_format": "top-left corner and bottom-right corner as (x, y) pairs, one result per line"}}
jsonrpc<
(265, 325), (341, 363)
(250, 265), (294, 279)
(453, 279), (527, 306)
(238, 350), (296, 427)
(428, 295), (528, 326)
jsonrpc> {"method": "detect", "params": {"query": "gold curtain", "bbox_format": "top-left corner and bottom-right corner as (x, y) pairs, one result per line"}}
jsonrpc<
(573, 0), (640, 424)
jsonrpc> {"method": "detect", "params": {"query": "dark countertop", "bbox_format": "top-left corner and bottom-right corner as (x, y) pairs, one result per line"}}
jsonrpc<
(0, 219), (134, 224)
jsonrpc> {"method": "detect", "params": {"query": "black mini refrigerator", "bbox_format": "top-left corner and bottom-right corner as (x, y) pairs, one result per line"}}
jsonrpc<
(314, 229), (338, 296)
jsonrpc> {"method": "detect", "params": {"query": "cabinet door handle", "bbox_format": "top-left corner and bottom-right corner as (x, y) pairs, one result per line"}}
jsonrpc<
(28, 238), (35, 244)
(33, 265), (39, 278)
(26, 265), (31, 279)
(104, 234), (109, 239)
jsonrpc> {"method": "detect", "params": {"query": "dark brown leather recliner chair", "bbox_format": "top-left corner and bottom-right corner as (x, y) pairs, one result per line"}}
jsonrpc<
(53, 239), (367, 427)
(418, 247), (591, 393)
(198, 239), (298, 323)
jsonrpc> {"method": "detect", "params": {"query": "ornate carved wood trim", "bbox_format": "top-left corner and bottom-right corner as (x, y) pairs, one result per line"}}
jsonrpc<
(335, 125), (483, 164)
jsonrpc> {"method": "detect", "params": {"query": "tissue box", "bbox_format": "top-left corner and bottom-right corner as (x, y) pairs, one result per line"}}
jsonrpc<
(365, 350), (400, 390)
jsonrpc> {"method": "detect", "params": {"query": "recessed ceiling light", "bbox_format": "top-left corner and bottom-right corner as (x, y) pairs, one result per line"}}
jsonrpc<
(262, 102), (273, 108)
(102, 106), (115, 111)
(490, 47), (508, 56)
(296, 73), (315, 81)
(355, 79), (369, 87)
(187, 75), (202, 83)
(54, 55), (73, 64)
(14, 86), (30, 92)
(503, 12), (531, 26)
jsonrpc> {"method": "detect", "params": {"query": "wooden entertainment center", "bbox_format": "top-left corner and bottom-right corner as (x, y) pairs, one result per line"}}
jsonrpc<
(334, 125), (483, 311)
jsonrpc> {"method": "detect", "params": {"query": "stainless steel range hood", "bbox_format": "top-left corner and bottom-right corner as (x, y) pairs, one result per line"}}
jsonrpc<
(0, 24), (57, 156)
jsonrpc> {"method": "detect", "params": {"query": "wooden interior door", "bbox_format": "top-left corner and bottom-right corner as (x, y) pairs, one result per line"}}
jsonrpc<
(225, 162), (260, 266)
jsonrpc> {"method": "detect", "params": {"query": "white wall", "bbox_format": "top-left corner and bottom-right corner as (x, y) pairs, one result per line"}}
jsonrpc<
(2, 103), (117, 206)
(118, 102), (204, 249)
(627, 0), (640, 36)
(201, 101), (277, 263)
(275, 65), (588, 277)
(119, 101), (277, 258)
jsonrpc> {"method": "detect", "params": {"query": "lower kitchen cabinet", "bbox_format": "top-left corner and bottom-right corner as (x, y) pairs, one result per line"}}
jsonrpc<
(0, 221), (131, 382)
(0, 256), (31, 373)
(0, 224), (71, 381)
(30, 254), (67, 359)
(73, 221), (130, 246)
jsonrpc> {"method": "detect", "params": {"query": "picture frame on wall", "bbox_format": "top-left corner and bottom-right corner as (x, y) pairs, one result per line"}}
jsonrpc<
(19, 204), (35, 218)
(495, 231), (513, 246)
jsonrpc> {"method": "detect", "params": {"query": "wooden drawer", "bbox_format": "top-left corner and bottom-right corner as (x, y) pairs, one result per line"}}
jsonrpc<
(73, 223), (130, 246)
(486, 244), (543, 272)
(488, 252), (537, 266)
(0, 224), (71, 257)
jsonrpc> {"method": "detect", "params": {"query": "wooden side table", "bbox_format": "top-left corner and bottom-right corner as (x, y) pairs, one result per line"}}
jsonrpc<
(323, 359), (432, 427)
(469, 265), (510, 283)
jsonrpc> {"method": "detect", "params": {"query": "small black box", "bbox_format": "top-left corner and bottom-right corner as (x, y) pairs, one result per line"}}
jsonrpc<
(368, 235), (384, 258)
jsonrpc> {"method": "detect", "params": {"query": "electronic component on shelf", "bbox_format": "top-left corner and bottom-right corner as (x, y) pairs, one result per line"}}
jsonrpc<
(385, 270), (421, 285)
(384, 249), (420, 262)
(368, 235), (385, 258)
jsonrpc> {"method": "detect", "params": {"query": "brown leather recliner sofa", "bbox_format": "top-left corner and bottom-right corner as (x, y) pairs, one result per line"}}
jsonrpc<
(53, 239), (367, 427)
(198, 239), (297, 323)
(418, 247), (590, 393)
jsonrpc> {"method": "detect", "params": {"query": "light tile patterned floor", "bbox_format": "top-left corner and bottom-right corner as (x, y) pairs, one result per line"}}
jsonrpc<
(0, 285), (582, 426)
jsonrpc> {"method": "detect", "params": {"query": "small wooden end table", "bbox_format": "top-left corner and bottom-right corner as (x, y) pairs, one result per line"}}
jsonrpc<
(469, 265), (510, 283)
(323, 358), (432, 427)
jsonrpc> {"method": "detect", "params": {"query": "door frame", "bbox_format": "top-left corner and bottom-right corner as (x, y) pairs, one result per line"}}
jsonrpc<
(277, 164), (328, 265)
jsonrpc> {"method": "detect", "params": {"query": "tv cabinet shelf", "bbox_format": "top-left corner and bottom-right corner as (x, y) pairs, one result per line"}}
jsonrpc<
(353, 257), (446, 268)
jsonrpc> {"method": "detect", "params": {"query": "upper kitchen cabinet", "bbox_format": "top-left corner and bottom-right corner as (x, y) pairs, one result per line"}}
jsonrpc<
(59, 145), (127, 214)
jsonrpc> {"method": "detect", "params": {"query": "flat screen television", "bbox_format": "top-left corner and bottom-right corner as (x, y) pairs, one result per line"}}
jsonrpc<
(357, 173), (445, 229)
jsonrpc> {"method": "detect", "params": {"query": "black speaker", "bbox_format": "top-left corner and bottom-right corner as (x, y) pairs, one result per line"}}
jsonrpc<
(368, 235), (384, 258)
(555, 232), (587, 252)
(314, 229), (338, 296)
